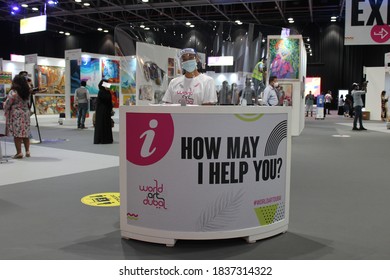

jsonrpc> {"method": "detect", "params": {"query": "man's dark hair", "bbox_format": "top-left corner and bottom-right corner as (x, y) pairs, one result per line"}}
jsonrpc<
(269, 75), (277, 83)
(19, 71), (28, 76)
(81, 81), (87, 87)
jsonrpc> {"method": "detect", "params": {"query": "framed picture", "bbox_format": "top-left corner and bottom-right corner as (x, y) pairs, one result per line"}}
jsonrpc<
(278, 83), (293, 106)
(268, 38), (300, 80)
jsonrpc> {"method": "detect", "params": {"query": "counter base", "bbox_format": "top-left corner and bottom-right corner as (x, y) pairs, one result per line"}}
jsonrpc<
(121, 225), (288, 247)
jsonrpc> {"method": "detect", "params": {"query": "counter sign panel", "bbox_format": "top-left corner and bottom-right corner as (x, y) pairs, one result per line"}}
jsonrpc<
(124, 112), (289, 232)
(346, 0), (390, 45)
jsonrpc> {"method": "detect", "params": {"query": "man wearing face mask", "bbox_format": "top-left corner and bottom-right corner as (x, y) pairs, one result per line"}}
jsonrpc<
(262, 76), (279, 106)
(162, 48), (217, 105)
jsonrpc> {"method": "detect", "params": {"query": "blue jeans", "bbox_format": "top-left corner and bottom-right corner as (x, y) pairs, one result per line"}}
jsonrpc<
(77, 103), (88, 128)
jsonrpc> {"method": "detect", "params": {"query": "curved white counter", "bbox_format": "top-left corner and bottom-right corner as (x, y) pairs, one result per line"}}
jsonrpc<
(119, 106), (291, 246)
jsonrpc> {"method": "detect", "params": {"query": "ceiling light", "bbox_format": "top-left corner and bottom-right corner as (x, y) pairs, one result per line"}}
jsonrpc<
(186, 22), (191, 26)
(75, 0), (82, 2)
(140, 24), (145, 28)
(144, 27), (150, 30)
(84, 3), (90, 6)
(289, 20), (294, 23)
(288, 18), (293, 21)
(59, 31), (64, 34)
(21, 4), (28, 8)
(307, 38), (310, 42)
(32, 7), (39, 11)
(97, 28), (103, 31)
(262, 38), (265, 42)
(65, 32), (70, 36)
(331, 19), (336, 22)
(103, 30), (109, 33)
(12, 6), (20, 11)
(47, 1), (58, 5)
(142, 0), (149, 2)
(331, 16), (337, 20)
(190, 25), (195, 28)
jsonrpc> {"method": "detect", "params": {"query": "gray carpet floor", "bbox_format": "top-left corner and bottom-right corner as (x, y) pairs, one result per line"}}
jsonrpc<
(1, 112), (389, 260)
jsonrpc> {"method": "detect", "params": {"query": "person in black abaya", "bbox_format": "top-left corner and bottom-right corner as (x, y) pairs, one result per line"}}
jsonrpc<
(94, 79), (113, 144)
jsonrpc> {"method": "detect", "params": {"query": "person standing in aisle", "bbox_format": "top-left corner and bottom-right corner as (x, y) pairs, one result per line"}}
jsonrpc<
(305, 91), (315, 117)
(338, 94), (345, 115)
(3, 74), (31, 158)
(262, 76), (279, 106)
(345, 91), (353, 118)
(252, 57), (266, 98)
(351, 82), (367, 131)
(324, 90), (333, 115)
(74, 81), (90, 129)
(239, 78), (256, 105)
(94, 79), (113, 144)
(381, 90), (387, 121)
(162, 48), (217, 105)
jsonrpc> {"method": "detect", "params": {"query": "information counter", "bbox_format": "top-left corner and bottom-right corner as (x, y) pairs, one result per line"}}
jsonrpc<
(119, 106), (291, 246)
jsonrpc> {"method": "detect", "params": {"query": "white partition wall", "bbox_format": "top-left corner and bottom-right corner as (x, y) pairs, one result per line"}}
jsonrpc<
(365, 67), (384, 121)
(267, 35), (306, 136)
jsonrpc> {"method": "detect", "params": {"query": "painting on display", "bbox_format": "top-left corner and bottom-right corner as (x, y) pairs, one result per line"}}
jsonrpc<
(123, 94), (136, 105)
(34, 96), (65, 115)
(102, 59), (120, 83)
(0, 84), (5, 98)
(305, 77), (321, 96)
(121, 58), (136, 94)
(278, 83), (293, 106)
(268, 38), (300, 79)
(37, 66), (65, 94)
(110, 85), (120, 108)
(70, 60), (80, 94)
(0, 72), (12, 84)
(81, 57), (100, 95)
(70, 96), (90, 118)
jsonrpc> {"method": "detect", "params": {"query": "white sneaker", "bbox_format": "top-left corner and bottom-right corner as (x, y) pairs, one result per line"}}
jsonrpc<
(30, 139), (40, 144)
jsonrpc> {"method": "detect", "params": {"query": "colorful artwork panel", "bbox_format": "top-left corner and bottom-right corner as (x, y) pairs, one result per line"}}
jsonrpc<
(121, 58), (136, 94)
(110, 85), (120, 108)
(81, 57), (100, 95)
(269, 38), (300, 79)
(70, 60), (80, 94)
(0, 72), (12, 85)
(37, 66), (65, 94)
(35, 95), (65, 115)
(123, 94), (136, 105)
(278, 83), (293, 106)
(102, 59), (120, 83)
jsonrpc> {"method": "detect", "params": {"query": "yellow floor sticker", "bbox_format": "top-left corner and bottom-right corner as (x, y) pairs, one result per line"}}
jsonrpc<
(81, 192), (120, 207)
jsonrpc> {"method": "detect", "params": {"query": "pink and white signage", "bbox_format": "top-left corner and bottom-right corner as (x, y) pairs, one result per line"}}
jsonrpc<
(120, 106), (291, 245)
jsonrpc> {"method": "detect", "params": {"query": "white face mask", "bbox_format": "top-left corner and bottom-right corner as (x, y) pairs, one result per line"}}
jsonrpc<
(273, 82), (279, 88)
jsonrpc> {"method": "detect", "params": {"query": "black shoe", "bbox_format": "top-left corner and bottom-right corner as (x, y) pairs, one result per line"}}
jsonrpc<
(359, 127), (367, 130)
(352, 127), (359, 131)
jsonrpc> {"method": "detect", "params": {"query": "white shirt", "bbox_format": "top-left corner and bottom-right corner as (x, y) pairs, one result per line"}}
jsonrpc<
(262, 85), (279, 106)
(162, 74), (217, 105)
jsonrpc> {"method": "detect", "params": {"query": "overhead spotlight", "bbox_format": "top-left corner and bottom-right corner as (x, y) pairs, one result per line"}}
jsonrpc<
(288, 17), (293, 21)
(140, 24), (145, 28)
(262, 38), (265, 43)
(75, 0), (82, 2)
(103, 30), (109, 33)
(307, 38), (310, 42)
(12, 6), (20, 11)
(32, 7), (39, 11)
(331, 19), (336, 22)
(65, 32), (70, 36)
(21, 4), (28, 8)
(59, 31), (64, 34)
(190, 24), (195, 28)
(144, 27), (150, 30)
(289, 20), (294, 23)
(47, 1), (58, 5)
(235, 20), (243, 25)
(84, 3), (90, 6)
(97, 27), (103, 31)
(186, 22), (191, 26)
(142, 0), (149, 2)
(331, 16), (337, 20)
